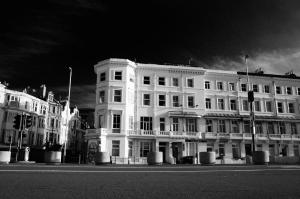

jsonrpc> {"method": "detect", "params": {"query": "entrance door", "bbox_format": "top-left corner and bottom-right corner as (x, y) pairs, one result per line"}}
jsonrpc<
(245, 144), (252, 156)
(172, 143), (179, 163)
(159, 145), (166, 163)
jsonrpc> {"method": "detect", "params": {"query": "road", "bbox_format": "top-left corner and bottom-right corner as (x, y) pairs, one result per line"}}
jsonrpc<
(0, 164), (300, 199)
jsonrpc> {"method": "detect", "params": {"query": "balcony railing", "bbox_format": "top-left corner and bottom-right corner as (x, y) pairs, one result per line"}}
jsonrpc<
(128, 130), (201, 138)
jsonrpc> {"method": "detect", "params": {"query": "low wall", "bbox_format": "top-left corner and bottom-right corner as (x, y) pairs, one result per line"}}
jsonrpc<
(270, 156), (300, 164)
(215, 157), (246, 165)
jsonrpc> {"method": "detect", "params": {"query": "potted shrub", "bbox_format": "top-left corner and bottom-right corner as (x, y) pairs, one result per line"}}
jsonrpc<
(44, 142), (62, 164)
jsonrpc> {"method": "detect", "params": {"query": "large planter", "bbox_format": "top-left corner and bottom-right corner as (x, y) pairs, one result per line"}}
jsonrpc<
(253, 151), (269, 165)
(200, 152), (216, 165)
(147, 152), (163, 165)
(253, 151), (270, 164)
(0, 151), (11, 164)
(95, 152), (110, 165)
(44, 151), (62, 164)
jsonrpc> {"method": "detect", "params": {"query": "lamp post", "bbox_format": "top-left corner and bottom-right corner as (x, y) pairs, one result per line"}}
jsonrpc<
(245, 55), (256, 154)
(63, 67), (72, 163)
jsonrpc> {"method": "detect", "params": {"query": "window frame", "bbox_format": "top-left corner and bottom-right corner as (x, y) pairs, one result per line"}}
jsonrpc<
(113, 89), (122, 102)
(143, 94), (150, 106)
(187, 96), (194, 108)
(143, 76), (150, 85)
(114, 71), (122, 81)
(158, 77), (165, 86)
(158, 95), (166, 106)
(205, 81), (210, 89)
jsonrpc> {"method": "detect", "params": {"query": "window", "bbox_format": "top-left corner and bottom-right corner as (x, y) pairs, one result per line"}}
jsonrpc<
(112, 140), (120, 156)
(205, 81), (210, 89)
(99, 91), (105, 104)
(128, 141), (133, 157)
(205, 98), (211, 109)
(143, 94), (150, 106)
(187, 96), (194, 108)
(219, 144), (225, 156)
(279, 122), (285, 134)
(112, 114), (121, 133)
(277, 102), (283, 113)
(160, 118), (165, 131)
(241, 84), (247, 92)
(187, 78), (194, 88)
(114, 71), (122, 80)
(229, 83), (235, 91)
(186, 119), (196, 132)
(140, 117), (152, 130)
(140, 142), (152, 157)
(276, 86), (281, 94)
(269, 144), (275, 156)
(232, 143), (240, 159)
(253, 84), (259, 92)
(172, 78), (179, 87)
(231, 121), (238, 133)
(230, 99), (237, 110)
(158, 95), (166, 106)
(218, 99), (224, 110)
(255, 121), (263, 134)
(172, 118), (179, 131)
(291, 123), (297, 134)
(288, 103), (295, 113)
(217, 82), (223, 90)
(244, 121), (250, 133)
(243, 100), (249, 111)
(100, 72), (106, 81)
(254, 101), (260, 112)
(158, 77), (165, 86)
(298, 88), (300, 95)
(206, 120), (213, 132)
(129, 116), (134, 130)
(207, 143), (214, 152)
(172, 96), (179, 107)
(218, 120), (226, 133)
(264, 85), (270, 93)
(113, 90), (122, 102)
(266, 101), (272, 112)
(286, 87), (292, 95)
(267, 122), (274, 134)
(143, 76), (150, 85)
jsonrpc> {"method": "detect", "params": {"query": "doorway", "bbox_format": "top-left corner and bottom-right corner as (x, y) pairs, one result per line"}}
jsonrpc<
(159, 142), (167, 163)
(245, 144), (252, 156)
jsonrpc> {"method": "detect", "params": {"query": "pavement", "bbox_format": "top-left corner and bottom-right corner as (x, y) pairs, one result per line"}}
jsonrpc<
(0, 164), (300, 199)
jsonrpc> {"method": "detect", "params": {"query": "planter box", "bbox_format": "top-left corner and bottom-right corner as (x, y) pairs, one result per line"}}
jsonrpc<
(147, 152), (163, 165)
(44, 151), (62, 164)
(200, 152), (216, 165)
(253, 151), (269, 165)
(95, 152), (110, 165)
(0, 151), (11, 164)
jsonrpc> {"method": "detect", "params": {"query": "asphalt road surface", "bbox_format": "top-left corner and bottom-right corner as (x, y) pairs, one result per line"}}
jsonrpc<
(0, 164), (300, 199)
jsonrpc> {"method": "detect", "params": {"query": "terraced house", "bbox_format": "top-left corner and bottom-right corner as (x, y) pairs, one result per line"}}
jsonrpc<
(89, 58), (300, 164)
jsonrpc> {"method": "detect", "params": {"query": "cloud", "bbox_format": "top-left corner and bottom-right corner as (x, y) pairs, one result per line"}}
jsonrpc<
(51, 84), (95, 109)
(191, 49), (300, 76)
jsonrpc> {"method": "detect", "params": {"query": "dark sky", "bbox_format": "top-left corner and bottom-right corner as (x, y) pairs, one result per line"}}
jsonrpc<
(1, 0), (300, 107)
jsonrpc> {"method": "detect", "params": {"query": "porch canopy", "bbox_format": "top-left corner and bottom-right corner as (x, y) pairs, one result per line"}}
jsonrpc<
(168, 111), (201, 118)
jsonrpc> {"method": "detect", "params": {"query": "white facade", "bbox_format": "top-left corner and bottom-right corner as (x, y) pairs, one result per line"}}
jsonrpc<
(0, 83), (48, 148)
(90, 58), (300, 164)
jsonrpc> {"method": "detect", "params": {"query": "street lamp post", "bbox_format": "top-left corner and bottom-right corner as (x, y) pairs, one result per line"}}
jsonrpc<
(63, 67), (72, 163)
(245, 55), (256, 154)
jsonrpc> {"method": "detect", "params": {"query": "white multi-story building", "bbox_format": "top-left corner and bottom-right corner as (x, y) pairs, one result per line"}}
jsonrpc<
(90, 58), (300, 164)
(0, 83), (48, 148)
